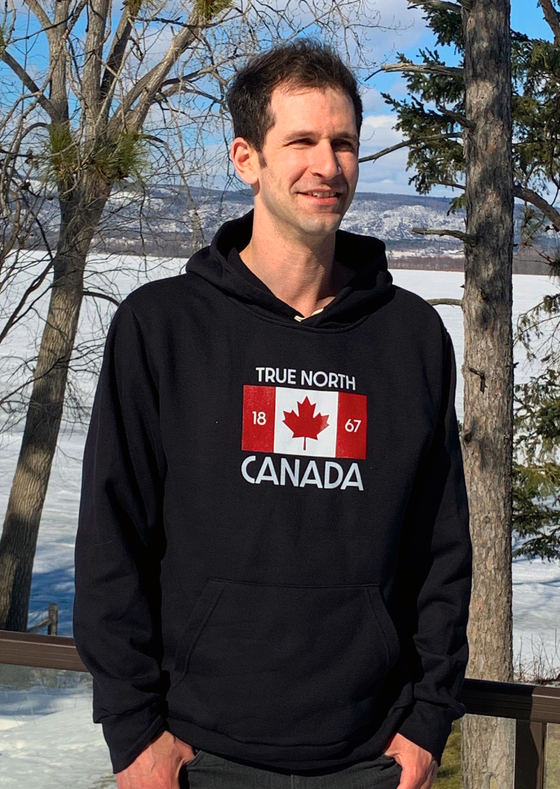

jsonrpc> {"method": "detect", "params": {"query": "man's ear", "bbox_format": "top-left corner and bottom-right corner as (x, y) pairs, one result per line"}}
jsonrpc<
(230, 137), (260, 186)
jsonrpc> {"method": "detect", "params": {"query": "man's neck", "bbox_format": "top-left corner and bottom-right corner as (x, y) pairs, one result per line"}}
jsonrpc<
(239, 216), (351, 319)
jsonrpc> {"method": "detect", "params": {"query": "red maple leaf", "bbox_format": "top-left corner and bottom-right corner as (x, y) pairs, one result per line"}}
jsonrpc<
(283, 396), (329, 451)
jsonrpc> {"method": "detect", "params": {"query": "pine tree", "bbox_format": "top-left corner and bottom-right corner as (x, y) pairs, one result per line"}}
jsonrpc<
(514, 295), (560, 561)
(369, 1), (560, 562)
(369, 8), (560, 785)
(376, 3), (560, 232)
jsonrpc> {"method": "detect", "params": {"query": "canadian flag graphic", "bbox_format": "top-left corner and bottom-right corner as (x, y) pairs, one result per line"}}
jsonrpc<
(242, 385), (367, 459)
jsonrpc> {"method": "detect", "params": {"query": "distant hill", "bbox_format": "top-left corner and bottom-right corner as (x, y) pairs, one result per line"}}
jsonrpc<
(23, 184), (555, 274)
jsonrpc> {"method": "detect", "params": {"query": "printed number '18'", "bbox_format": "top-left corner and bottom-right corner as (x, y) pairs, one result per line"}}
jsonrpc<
(253, 411), (267, 425)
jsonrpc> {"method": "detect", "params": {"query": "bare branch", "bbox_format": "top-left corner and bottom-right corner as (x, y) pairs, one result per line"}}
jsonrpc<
(160, 82), (222, 104)
(82, 290), (120, 306)
(111, 7), (219, 134)
(440, 180), (466, 190)
(466, 366), (486, 393)
(515, 185), (560, 232)
(436, 104), (475, 130)
(0, 260), (54, 345)
(47, 0), (71, 122)
(83, 0), (111, 134)
(358, 133), (463, 164)
(22, 0), (52, 33)
(539, 0), (560, 48)
(408, 0), (470, 12)
(137, 14), (197, 26)
(66, 0), (88, 36)
(161, 62), (231, 92)
(99, 7), (138, 113)
(413, 227), (477, 245)
(368, 62), (463, 80)
(0, 52), (55, 118)
(427, 298), (464, 307)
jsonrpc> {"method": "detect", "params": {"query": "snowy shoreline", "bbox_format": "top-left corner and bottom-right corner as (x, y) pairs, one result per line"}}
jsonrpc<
(1, 266), (559, 787)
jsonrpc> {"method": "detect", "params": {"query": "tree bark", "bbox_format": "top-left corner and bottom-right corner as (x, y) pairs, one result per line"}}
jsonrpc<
(0, 0), (226, 633)
(0, 176), (111, 631)
(461, 1), (515, 787)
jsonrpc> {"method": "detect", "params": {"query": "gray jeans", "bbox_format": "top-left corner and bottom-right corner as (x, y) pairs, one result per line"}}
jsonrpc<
(179, 749), (402, 788)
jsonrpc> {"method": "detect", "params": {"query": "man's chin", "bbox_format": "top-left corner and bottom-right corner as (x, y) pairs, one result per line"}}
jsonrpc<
(298, 213), (344, 237)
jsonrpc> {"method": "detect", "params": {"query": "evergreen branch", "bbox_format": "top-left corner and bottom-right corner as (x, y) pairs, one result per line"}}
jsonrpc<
(358, 133), (463, 164)
(408, 0), (468, 12)
(413, 227), (476, 245)
(514, 185), (560, 232)
(539, 0), (560, 49)
(427, 298), (463, 307)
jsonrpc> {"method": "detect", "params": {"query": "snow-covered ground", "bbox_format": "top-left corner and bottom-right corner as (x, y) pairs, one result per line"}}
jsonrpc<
(0, 667), (113, 788)
(392, 269), (560, 684)
(1, 263), (559, 787)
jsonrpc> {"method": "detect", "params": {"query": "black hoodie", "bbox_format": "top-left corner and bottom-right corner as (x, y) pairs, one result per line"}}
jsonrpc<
(73, 211), (472, 775)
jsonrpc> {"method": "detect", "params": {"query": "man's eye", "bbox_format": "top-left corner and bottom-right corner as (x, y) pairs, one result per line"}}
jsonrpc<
(335, 141), (357, 151)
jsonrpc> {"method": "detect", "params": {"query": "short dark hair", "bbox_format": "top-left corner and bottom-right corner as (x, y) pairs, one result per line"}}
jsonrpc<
(226, 39), (363, 152)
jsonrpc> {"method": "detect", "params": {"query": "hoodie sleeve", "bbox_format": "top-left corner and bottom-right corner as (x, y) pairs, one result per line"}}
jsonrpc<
(73, 298), (168, 774)
(394, 328), (472, 765)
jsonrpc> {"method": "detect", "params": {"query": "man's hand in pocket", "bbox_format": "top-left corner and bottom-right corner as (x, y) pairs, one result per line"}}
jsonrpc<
(116, 730), (196, 789)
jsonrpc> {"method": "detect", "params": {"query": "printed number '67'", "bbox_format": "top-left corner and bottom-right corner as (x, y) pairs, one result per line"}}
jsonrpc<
(345, 419), (361, 433)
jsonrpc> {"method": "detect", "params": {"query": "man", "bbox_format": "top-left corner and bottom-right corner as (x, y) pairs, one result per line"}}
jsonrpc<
(74, 40), (472, 789)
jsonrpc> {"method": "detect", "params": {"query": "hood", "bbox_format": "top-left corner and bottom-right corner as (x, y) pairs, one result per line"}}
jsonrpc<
(186, 211), (394, 328)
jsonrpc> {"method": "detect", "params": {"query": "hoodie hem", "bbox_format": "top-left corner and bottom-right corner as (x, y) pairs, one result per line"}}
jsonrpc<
(167, 703), (411, 772)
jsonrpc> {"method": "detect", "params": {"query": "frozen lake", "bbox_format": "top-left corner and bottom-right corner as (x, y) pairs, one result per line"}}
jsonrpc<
(1, 259), (559, 787)
(1, 261), (558, 650)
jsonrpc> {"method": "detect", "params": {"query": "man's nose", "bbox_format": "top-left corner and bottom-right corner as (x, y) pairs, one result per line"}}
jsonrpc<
(309, 141), (341, 180)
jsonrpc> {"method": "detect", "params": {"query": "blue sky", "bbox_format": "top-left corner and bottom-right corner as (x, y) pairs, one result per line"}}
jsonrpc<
(358, 0), (553, 195)
(2, 1), (553, 197)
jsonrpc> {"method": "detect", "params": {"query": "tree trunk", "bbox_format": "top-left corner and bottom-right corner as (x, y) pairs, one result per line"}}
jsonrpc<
(0, 177), (111, 631)
(461, 1), (515, 787)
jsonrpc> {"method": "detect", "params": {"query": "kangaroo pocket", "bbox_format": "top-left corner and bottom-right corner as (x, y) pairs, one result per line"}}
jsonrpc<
(167, 578), (400, 746)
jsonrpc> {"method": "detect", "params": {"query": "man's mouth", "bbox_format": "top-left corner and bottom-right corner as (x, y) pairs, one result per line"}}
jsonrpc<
(298, 190), (343, 203)
(301, 191), (340, 197)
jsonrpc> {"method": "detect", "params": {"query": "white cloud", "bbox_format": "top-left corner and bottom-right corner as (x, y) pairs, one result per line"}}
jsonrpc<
(363, 0), (430, 61)
(360, 113), (402, 149)
(357, 145), (413, 194)
(358, 114), (410, 193)
(357, 112), (458, 197)
(360, 85), (386, 114)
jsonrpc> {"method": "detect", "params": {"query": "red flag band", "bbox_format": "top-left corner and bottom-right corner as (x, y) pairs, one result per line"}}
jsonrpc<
(242, 385), (367, 460)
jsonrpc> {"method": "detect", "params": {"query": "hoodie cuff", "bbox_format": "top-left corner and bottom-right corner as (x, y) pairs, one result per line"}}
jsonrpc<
(101, 707), (168, 774)
(396, 699), (464, 765)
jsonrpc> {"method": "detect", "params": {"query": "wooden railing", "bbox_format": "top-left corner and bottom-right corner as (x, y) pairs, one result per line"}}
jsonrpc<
(1, 629), (560, 788)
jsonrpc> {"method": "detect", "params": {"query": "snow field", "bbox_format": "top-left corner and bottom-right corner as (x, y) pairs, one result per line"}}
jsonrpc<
(0, 263), (559, 787)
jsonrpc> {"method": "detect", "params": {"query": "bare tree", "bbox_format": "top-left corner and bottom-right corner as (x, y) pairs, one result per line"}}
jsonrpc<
(0, 0), (383, 630)
(0, 21), (56, 423)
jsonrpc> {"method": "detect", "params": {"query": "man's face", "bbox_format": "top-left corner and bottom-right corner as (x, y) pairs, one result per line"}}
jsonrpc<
(236, 85), (360, 243)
